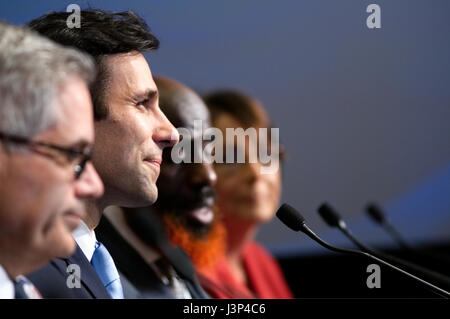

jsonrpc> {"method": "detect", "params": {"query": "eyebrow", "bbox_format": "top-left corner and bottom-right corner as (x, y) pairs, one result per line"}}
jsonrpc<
(133, 88), (158, 102)
(67, 140), (94, 151)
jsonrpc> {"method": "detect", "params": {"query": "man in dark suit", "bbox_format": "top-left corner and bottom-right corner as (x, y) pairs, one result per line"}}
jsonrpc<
(97, 207), (209, 298)
(26, 10), (179, 299)
(0, 22), (103, 298)
(96, 76), (218, 298)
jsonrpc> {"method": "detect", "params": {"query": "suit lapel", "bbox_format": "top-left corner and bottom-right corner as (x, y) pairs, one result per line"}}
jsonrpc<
(97, 216), (161, 289)
(65, 244), (111, 299)
(98, 213), (209, 298)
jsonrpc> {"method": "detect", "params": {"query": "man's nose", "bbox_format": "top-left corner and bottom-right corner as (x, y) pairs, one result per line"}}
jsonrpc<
(243, 161), (261, 183)
(153, 107), (179, 149)
(74, 162), (104, 199)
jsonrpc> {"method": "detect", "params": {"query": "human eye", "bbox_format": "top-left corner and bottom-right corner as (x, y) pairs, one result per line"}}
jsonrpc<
(136, 98), (150, 108)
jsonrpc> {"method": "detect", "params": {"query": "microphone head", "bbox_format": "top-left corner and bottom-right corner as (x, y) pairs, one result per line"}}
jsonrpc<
(276, 203), (306, 232)
(317, 202), (343, 228)
(366, 203), (386, 224)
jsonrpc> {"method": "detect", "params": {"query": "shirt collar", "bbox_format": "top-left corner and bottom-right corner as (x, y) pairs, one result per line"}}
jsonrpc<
(72, 219), (97, 262)
(0, 264), (14, 299)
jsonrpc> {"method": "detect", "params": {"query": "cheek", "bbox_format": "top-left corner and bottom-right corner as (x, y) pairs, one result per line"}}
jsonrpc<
(122, 115), (155, 164)
(262, 173), (281, 203)
(214, 170), (240, 204)
(22, 168), (73, 236)
(8, 201), (58, 254)
(2, 160), (74, 252)
(29, 190), (77, 261)
(96, 112), (149, 150)
(30, 185), (67, 238)
(94, 121), (139, 174)
(124, 111), (153, 144)
(44, 217), (76, 256)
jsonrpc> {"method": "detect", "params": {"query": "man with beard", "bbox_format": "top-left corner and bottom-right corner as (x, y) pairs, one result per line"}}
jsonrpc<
(96, 76), (218, 298)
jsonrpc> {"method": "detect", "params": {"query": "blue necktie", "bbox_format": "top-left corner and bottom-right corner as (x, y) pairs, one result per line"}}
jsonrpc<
(91, 241), (124, 299)
(14, 276), (42, 299)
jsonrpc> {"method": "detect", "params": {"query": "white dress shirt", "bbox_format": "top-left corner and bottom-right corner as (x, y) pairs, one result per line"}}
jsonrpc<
(0, 264), (14, 299)
(72, 219), (97, 262)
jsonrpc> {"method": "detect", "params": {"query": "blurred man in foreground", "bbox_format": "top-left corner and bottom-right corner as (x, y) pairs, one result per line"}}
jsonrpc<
(0, 22), (103, 298)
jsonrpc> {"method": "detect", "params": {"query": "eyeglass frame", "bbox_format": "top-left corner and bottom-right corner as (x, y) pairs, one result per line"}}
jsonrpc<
(0, 131), (93, 179)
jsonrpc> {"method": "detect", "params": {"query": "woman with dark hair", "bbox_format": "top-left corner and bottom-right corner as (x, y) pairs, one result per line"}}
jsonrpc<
(199, 90), (293, 298)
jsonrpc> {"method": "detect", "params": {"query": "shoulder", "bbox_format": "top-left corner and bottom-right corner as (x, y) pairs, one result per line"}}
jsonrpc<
(28, 259), (68, 281)
(26, 259), (75, 298)
(243, 241), (276, 261)
(242, 241), (286, 280)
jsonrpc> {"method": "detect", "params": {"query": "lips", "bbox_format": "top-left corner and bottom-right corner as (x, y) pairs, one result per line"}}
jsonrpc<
(183, 192), (216, 211)
(183, 194), (216, 225)
(188, 207), (215, 225)
(144, 157), (162, 169)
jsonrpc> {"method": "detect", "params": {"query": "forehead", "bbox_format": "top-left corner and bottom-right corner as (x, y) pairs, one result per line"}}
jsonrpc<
(213, 113), (245, 132)
(213, 113), (274, 148)
(174, 98), (210, 132)
(104, 52), (156, 98)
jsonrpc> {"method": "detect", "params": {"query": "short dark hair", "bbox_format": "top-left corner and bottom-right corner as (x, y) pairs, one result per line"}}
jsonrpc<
(28, 9), (159, 120)
(204, 90), (269, 127)
(204, 90), (286, 164)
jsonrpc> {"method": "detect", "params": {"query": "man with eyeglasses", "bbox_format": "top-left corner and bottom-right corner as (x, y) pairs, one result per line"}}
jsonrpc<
(26, 9), (179, 298)
(0, 22), (104, 299)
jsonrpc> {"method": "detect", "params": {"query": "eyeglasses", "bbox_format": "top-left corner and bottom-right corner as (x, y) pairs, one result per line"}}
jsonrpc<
(0, 131), (93, 180)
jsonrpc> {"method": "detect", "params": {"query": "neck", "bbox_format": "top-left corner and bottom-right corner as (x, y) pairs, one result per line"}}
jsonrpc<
(0, 255), (35, 278)
(83, 199), (103, 231)
(224, 216), (257, 262)
(222, 216), (257, 286)
(0, 259), (17, 278)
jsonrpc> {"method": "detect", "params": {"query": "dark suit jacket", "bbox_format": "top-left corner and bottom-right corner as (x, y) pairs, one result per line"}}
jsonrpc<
(96, 214), (209, 299)
(27, 244), (111, 299)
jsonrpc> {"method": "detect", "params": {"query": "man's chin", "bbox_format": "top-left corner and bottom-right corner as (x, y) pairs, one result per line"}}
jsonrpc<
(144, 181), (159, 205)
(57, 239), (77, 258)
(62, 212), (83, 232)
(46, 235), (77, 259)
(123, 183), (158, 207)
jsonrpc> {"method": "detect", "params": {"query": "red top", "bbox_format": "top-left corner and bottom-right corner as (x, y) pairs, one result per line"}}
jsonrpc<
(198, 241), (294, 299)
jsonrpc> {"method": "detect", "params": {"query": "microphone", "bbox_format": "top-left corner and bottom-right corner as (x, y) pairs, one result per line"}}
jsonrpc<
(317, 202), (450, 290)
(366, 203), (412, 250)
(276, 203), (450, 298)
(366, 203), (450, 269)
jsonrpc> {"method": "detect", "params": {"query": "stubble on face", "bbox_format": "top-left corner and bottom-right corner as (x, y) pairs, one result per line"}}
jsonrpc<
(92, 52), (162, 209)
